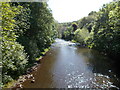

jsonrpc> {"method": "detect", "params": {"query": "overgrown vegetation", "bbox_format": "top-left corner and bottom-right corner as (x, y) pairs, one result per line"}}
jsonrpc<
(60, 0), (120, 64)
(1, 2), (58, 86)
(1, 0), (120, 87)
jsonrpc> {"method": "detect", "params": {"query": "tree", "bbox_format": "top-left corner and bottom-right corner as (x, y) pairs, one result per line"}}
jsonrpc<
(1, 2), (28, 84)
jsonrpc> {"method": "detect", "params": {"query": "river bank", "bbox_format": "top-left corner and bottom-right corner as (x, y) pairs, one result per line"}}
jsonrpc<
(20, 39), (120, 89)
(3, 47), (50, 89)
(4, 39), (120, 89)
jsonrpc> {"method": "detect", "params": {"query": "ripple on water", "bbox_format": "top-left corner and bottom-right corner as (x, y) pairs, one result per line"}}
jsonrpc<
(21, 39), (120, 89)
(92, 73), (119, 89)
(65, 72), (119, 89)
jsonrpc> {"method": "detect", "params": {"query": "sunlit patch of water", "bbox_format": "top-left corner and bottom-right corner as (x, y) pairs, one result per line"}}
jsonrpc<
(92, 73), (119, 89)
(53, 38), (77, 47)
(65, 72), (119, 89)
(21, 39), (120, 89)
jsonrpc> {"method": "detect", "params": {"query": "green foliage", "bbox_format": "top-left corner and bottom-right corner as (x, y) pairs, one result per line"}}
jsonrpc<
(1, 2), (28, 85)
(59, 12), (97, 41)
(17, 2), (57, 63)
(59, 0), (120, 61)
(72, 22), (78, 31)
(13, 2), (31, 36)
(87, 0), (120, 59)
(57, 22), (73, 39)
(1, 2), (58, 86)
(61, 22), (78, 40)
(74, 28), (90, 45)
(62, 26), (73, 40)
(2, 41), (28, 83)
(77, 12), (97, 32)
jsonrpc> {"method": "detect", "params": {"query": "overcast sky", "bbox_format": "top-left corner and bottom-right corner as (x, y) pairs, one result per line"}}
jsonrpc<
(47, 0), (113, 23)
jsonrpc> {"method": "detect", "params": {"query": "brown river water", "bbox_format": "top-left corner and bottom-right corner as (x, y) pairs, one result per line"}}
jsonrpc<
(21, 39), (120, 89)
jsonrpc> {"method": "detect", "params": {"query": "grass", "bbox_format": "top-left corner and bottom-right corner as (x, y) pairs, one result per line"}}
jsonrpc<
(36, 47), (50, 61)
(3, 80), (17, 88)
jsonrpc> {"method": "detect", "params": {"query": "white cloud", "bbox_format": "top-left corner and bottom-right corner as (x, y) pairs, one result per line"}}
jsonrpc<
(48, 0), (113, 23)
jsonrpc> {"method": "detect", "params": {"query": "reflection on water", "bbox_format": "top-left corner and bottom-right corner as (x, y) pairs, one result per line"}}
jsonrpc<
(22, 39), (120, 89)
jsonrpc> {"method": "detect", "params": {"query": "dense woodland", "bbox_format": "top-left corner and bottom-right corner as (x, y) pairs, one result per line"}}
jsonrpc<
(1, 0), (120, 87)
(59, 0), (120, 66)
(1, 2), (58, 86)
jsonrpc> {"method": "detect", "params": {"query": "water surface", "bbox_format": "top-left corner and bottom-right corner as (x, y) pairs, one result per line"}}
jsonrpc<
(22, 39), (120, 89)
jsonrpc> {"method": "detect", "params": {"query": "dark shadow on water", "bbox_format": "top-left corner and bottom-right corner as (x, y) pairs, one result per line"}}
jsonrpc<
(21, 39), (120, 89)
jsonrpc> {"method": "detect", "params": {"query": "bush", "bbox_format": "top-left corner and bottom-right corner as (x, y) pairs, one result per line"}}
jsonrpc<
(1, 2), (28, 85)
(74, 28), (90, 45)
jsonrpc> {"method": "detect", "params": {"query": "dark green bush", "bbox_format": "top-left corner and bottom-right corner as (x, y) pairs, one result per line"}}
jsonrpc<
(1, 2), (28, 85)
(1, 2), (58, 85)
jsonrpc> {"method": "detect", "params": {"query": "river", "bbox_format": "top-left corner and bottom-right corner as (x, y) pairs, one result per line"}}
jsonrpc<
(21, 39), (120, 89)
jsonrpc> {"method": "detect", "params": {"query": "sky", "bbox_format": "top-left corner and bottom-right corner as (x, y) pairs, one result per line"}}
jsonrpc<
(47, 0), (113, 23)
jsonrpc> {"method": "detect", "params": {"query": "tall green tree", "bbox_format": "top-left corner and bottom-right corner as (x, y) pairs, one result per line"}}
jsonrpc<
(1, 1), (58, 86)
(87, 0), (120, 60)
(1, 2), (28, 84)
(17, 2), (57, 63)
